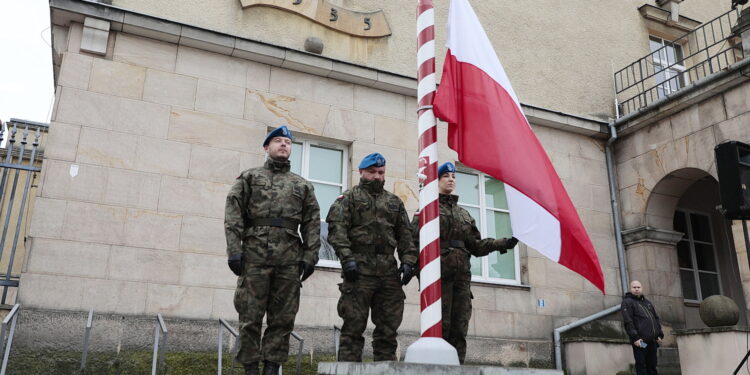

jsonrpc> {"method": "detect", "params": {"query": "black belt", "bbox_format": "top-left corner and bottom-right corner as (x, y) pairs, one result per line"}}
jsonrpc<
(248, 218), (299, 230)
(440, 239), (466, 249)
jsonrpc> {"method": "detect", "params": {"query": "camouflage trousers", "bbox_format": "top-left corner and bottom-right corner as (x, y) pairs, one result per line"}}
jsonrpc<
(234, 265), (300, 364)
(337, 274), (405, 362)
(441, 276), (472, 363)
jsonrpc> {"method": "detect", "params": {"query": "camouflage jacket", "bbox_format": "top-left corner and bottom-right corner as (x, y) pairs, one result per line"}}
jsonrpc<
(326, 179), (418, 276)
(411, 194), (500, 278)
(224, 158), (321, 266)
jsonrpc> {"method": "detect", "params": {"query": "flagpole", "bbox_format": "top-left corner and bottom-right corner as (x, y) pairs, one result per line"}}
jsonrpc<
(405, 0), (459, 365)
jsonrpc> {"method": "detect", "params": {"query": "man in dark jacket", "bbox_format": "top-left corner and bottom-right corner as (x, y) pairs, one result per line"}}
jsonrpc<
(621, 280), (664, 375)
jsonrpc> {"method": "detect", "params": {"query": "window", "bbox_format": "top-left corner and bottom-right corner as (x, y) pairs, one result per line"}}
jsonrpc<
(289, 139), (348, 267)
(455, 171), (520, 284)
(649, 36), (686, 98)
(673, 210), (722, 302)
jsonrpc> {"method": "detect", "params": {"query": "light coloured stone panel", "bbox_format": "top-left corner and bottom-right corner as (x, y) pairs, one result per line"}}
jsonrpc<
(45, 122), (81, 161)
(159, 176), (230, 218)
(109, 246), (182, 283)
(570, 292), (605, 317)
(195, 80), (246, 118)
(116, 98), (171, 138)
(113, 33), (177, 71)
(614, 119), (673, 164)
(545, 261), (584, 291)
(89, 59), (146, 99)
(470, 285), (496, 310)
(77, 127), (137, 169)
(245, 90), (330, 137)
(180, 253), (235, 288)
(296, 295), (337, 328)
(715, 111), (750, 144)
(670, 96), (725, 140)
(470, 309), (513, 338)
(27, 238), (109, 278)
(18, 273), (83, 311)
(175, 46), (247, 86)
(569, 156), (608, 186)
(124, 209), (182, 250)
(534, 288), (572, 316)
(374, 116), (416, 151)
(526, 256), (547, 286)
(143, 69), (197, 108)
(146, 283), (214, 319)
(81, 278), (147, 315)
(179, 215), (225, 255)
(211, 288), (236, 320)
(134, 136), (191, 177)
(400, 302), (421, 333)
(240, 152), (265, 172)
(55, 87), (119, 130)
(494, 288), (535, 314)
(684, 127), (718, 173)
(104, 168), (161, 210)
(245, 60), (271, 92)
(322, 108), (374, 142)
(578, 209), (613, 237)
(269, 67), (354, 109)
(388, 178), (419, 214)
(724, 83), (750, 119)
(58, 52), (92, 89)
(351, 142), (405, 179)
(41, 160), (107, 203)
(28, 198), (67, 239)
(168, 108), (266, 152)
(188, 145), (240, 184)
(61, 201), (126, 245)
(354, 86), (405, 120)
(512, 313), (553, 339)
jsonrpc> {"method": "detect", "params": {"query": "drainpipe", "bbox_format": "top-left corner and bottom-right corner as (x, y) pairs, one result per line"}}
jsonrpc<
(606, 122), (629, 295)
(553, 304), (622, 369)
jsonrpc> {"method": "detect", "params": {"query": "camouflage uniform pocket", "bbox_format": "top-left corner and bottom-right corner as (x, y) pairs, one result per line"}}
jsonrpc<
(337, 282), (356, 319)
(233, 276), (247, 313)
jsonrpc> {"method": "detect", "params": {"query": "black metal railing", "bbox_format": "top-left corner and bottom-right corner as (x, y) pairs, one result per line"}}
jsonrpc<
(614, 8), (743, 117)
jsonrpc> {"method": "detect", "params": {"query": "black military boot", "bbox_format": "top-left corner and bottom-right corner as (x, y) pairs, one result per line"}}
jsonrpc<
(262, 360), (280, 375)
(244, 361), (259, 375)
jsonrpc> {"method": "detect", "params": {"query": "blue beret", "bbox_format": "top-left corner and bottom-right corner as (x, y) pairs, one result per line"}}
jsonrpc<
(263, 125), (293, 146)
(358, 153), (386, 169)
(438, 162), (456, 177)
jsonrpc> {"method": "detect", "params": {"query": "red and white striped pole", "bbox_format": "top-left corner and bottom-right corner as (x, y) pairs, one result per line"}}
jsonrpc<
(405, 0), (459, 365)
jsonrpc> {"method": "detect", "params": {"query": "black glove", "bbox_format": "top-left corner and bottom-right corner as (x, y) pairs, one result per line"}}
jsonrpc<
(342, 260), (360, 282)
(399, 263), (415, 285)
(299, 261), (315, 282)
(506, 237), (519, 248)
(228, 254), (243, 276)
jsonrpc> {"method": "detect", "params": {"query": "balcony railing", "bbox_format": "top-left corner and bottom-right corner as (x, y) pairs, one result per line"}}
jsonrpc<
(614, 8), (743, 117)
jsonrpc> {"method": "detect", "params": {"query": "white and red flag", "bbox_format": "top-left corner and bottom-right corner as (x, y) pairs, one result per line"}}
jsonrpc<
(433, 0), (605, 292)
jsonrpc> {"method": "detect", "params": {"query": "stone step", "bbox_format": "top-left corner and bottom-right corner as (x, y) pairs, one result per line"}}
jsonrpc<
(318, 361), (563, 375)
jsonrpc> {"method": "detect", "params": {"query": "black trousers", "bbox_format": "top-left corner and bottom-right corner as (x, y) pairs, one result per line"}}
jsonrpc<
(632, 340), (658, 375)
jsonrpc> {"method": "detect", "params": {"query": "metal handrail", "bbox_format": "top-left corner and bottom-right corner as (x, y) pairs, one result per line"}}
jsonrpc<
(614, 8), (742, 117)
(80, 309), (94, 371)
(0, 304), (20, 375)
(217, 319), (239, 375)
(151, 314), (168, 375)
(333, 325), (341, 362)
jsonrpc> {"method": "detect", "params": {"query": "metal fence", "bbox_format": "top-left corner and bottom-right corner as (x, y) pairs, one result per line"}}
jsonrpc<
(614, 8), (743, 117)
(0, 119), (45, 305)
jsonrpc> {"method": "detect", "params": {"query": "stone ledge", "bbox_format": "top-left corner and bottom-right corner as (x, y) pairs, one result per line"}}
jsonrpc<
(318, 361), (563, 375)
(673, 325), (750, 335)
(49, 0), (608, 137)
(622, 226), (684, 246)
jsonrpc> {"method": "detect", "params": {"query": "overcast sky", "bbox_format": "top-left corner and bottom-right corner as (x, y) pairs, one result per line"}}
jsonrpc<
(0, 0), (54, 124)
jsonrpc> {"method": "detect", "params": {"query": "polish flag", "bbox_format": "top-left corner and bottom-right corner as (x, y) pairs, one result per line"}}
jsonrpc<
(433, 0), (605, 292)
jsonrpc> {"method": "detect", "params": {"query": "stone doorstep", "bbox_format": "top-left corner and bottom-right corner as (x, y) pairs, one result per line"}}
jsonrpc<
(318, 361), (563, 375)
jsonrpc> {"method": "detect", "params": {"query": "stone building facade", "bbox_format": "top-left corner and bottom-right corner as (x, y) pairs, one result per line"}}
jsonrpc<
(13, 0), (750, 372)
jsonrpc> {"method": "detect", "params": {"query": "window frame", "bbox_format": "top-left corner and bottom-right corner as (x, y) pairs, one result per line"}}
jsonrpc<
(290, 138), (349, 269)
(649, 35), (686, 97)
(675, 208), (723, 303)
(455, 170), (521, 286)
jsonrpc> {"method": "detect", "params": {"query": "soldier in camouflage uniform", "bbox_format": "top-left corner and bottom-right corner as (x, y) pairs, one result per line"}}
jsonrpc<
(412, 162), (517, 364)
(326, 153), (418, 362)
(225, 125), (320, 375)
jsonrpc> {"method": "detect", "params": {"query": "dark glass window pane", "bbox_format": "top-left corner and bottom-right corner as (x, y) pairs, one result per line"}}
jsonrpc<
(673, 211), (687, 234)
(699, 272), (721, 299)
(677, 241), (693, 269)
(694, 243), (717, 272)
(319, 221), (339, 262)
(681, 270), (698, 300)
(690, 213), (712, 243)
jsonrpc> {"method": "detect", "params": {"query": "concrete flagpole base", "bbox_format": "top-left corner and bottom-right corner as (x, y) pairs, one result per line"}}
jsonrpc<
(404, 337), (460, 365)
